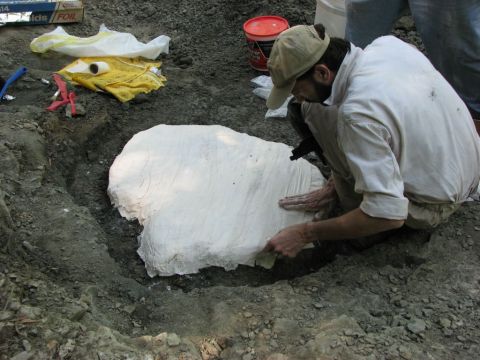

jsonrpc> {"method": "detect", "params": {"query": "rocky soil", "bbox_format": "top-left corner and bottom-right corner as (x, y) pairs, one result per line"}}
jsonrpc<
(1, 1), (479, 359)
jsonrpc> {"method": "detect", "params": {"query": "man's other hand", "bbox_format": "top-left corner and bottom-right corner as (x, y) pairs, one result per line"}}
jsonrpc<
(279, 177), (336, 212)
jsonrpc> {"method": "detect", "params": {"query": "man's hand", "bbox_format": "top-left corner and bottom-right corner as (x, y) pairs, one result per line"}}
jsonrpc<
(263, 223), (311, 258)
(279, 177), (336, 212)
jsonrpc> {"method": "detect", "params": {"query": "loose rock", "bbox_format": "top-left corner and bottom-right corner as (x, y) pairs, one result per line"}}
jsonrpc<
(407, 319), (426, 334)
(167, 333), (181, 347)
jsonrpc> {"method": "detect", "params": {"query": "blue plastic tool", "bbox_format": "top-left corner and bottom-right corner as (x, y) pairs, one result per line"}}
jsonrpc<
(0, 67), (28, 100)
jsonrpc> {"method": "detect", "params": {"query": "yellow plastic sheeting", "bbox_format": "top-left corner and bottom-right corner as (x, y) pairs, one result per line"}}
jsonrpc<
(58, 57), (166, 102)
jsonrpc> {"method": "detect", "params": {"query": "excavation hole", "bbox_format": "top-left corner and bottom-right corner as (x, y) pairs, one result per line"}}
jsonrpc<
(64, 112), (335, 291)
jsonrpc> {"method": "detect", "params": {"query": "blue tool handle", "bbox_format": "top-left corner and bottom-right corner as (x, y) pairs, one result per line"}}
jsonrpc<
(0, 66), (28, 99)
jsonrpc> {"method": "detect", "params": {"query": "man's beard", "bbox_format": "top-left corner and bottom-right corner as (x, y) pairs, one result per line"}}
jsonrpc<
(312, 79), (332, 104)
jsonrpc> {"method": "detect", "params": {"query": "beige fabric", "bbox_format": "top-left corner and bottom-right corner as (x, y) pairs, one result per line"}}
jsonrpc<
(267, 25), (330, 110)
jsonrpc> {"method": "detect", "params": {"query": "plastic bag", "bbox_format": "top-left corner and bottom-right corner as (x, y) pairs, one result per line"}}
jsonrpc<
(251, 75), (292, 119)
(108, 125), (325, 276)
(30, 24), (170, 60)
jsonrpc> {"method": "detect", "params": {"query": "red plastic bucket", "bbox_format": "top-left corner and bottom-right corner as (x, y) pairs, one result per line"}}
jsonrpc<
(243, 16), (289, 72)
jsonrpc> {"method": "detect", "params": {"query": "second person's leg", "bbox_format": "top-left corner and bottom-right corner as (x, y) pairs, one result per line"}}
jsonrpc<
(344, 0), (408, 47)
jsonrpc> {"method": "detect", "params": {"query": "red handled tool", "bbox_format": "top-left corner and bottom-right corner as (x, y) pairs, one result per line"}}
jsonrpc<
(47, 74), (76, 116)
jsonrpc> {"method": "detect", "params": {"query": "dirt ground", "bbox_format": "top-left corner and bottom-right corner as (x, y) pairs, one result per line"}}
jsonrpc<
(1, 1), (479, 359)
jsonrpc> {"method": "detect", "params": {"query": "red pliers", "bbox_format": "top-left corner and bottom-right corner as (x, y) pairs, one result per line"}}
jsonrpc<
(47, 74), (76, 116)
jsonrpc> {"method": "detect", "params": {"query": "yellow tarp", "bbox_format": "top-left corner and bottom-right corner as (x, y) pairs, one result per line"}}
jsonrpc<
(58, 57), (166, 102)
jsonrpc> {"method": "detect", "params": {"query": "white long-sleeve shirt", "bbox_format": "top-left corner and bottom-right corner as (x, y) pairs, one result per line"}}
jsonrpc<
(305, 36), (480, 220)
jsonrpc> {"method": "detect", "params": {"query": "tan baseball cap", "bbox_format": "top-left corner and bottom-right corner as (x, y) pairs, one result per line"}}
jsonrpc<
(266, 25), (330, 110)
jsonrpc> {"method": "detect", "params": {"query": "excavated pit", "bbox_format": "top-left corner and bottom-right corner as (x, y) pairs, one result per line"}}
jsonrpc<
(64, 114), (335, 292)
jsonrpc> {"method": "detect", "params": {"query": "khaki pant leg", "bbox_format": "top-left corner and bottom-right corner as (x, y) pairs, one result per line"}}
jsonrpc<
(332, 173), (362, 212)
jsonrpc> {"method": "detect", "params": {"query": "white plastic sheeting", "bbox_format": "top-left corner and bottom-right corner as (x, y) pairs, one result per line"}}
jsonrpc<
(108, 125), (325, 276)
(251, 75), (293, 119)
(30, 24), (170, 60)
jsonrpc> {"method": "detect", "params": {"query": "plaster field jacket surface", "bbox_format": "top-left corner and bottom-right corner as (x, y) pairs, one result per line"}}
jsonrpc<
(308, 36), (480, 220)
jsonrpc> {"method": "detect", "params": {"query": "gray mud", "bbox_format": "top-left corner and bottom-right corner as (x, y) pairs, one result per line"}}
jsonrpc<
(1, 1), (479, 359)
